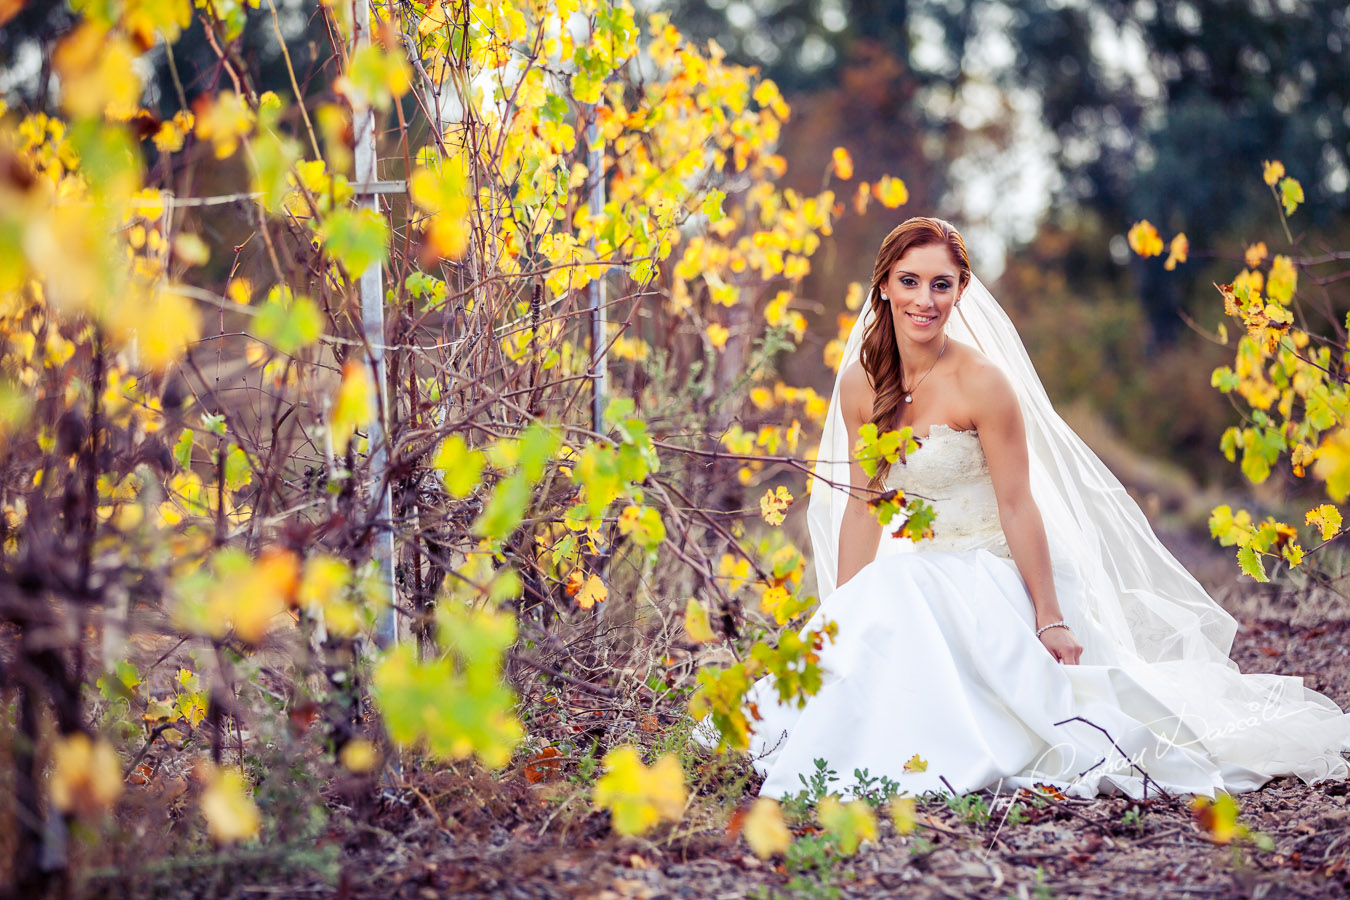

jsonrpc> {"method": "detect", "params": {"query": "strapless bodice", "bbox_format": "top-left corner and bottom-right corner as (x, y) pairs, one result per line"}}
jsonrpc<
(883, 424), (1010, 557)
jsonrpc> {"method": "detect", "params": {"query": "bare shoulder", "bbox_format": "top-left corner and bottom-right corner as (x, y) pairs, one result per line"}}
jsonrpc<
(839, 359), (875, 422)
(949, 342), (1018, 421)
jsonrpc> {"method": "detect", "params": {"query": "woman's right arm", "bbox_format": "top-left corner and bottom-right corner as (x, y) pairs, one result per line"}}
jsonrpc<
(835, 363), (883, 589)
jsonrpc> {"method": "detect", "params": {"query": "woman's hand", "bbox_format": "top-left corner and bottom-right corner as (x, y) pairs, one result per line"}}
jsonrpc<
(1039, 625), (1083, 665)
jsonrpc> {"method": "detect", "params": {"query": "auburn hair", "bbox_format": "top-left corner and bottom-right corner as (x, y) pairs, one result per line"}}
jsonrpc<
(859, 216), (971, 491)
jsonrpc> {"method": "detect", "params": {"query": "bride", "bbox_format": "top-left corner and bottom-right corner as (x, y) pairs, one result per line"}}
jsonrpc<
(710, 216), (1350, 801)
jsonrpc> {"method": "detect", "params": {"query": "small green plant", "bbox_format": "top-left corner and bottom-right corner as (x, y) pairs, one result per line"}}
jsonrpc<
(1032, 865), (1055, 900)
(847, 767), (902, 810)
(944, 789), (990, 826)
(780, 758), (839, 819)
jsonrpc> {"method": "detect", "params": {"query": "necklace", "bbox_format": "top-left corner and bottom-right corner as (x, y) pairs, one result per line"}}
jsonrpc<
(903, 334), (948, 403)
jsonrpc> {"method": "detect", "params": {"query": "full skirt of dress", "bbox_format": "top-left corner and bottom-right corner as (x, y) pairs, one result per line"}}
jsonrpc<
(711, 548), (1350, 802)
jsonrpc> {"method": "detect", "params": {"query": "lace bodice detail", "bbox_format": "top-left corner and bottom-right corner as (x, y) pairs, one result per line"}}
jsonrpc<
(882, 425), (1011, 558)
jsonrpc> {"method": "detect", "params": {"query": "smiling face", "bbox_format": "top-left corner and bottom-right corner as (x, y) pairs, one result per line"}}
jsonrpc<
(882, 242), (963, 345)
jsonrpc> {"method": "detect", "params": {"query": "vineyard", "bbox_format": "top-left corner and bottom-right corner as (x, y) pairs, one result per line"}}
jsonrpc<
(1, 1), (1349, 898)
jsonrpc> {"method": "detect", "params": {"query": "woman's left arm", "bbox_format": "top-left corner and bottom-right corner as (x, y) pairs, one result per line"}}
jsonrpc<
(968, 362), (1084, 665)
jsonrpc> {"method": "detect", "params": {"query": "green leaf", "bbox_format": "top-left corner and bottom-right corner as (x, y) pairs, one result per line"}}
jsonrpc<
(1279, 176), (1304, 216)
(701, 189), (726, 223)
(1210, 367), (1239, 392)
(174, 428), (194, 470)
(251, 126), (301, 214)
(431, 435), (484, 497)
(474, 473), (532, 540)
(518, 422), (561, 482)
(320, 207), (390, 276)
(897, 499), (937, 542)
(254, 294), (323, 355)
(222, 444), (252, 491)
(1236, 546), (1268, 582)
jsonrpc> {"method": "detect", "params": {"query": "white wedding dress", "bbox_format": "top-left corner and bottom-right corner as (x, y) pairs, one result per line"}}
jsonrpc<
(730, 424), (1350, 801)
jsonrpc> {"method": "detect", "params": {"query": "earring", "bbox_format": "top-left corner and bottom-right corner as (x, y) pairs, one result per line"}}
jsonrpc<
(880, 292), (888, 300)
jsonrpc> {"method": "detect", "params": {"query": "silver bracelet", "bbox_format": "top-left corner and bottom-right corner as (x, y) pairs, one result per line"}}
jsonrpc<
(1036, 620), (1069, 638)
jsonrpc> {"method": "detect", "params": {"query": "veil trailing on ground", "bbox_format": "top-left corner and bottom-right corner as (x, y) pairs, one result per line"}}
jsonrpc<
(807, 274), (1240, 668)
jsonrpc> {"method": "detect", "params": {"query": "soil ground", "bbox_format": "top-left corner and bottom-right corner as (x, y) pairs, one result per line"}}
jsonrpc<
(87, 527), (1350, 900)
(314, 529), (1350, 900)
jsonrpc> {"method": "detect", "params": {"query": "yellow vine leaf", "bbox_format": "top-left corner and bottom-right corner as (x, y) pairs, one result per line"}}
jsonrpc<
(576, 573), (607, 609)
(831, 146), (853, 180)
(743, 797), (792, 858)
(684, 597), (715, 643)
(193, 91), (254, 160)
(872, 175), (908, 208)
(1262, 159), (1285, 186)
(1244, 242), (1268, 269)
(818, 796), (877, 856)
(705, 322), (729, 349)
(889, 795), (917, 834)
(1163, 232), (1188, 270)
(592, 746), (688, 836)
(1306, 505), (1342, 541)
(339, 738), (380, 773)
(1191, 792), (1241, 844)
(330, 361), (373, 456)
(1127, 220), (1163, 257)
(53, 23), (142, 120)
(1313, 428), (1350, 502)
(50, 732), (123, 818)
(759, 485), (792, 526)
(200, 764), (261, 844)
(109, 286), (201, 370)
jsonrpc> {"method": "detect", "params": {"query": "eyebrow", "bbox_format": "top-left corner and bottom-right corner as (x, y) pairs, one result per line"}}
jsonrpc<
(894, 269), (956, 280)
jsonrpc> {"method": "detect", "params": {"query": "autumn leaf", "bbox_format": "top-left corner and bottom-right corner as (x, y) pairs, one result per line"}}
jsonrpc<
(1127, 220), (1163, 257)
(684, 597), (715, 643)
(903, 753), (927, 773)
(339, 739), (379, 773)
(1163, 232), (1188, 271)
(431, 434), (485, 497)
(1278, 177), (1304, 216)
(109, 286), (201, 371)
(818, 796), (877, 856)
(1305, 504), (1342, 541)
(1191, 792), (1241, 844)
(1244, 242), (1268, 269)
(592, 746), (687, 836)
(743, 797), (792, 858)
(409, 160), (471, 260)
(1313, 427), (1350, 502)
(524, 746), (563, 783)
(50, 732), (123, 818)
(320, 207), (390, 276)
(759, 485), (792, 526)
(200, 764), (261, 844)
(889, 795), (916, 834)
(831, 147), (853, 180)
(193, 90), (254, 159)
(330, 361), (373, 456)
(576, 573), (607, 609)
(1262, 159), (1285, 186)
(1236, 545), (1268, 582)
(872, 175), (908, 208)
